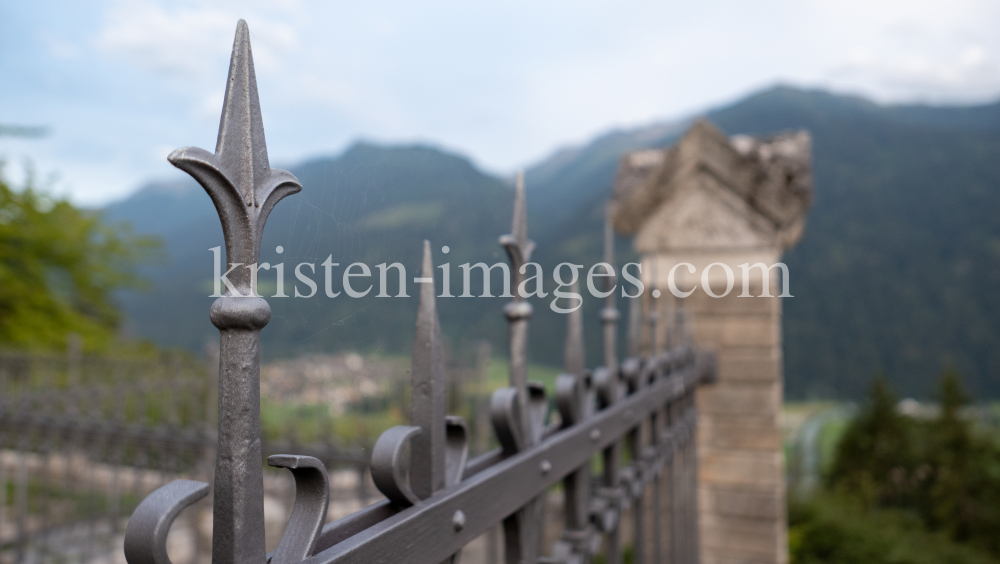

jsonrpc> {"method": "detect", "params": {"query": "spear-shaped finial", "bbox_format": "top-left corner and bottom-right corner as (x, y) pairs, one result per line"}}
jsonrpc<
(501, 171), (536, 296)
(410, 240), (447, 499)
(495, 171), (546, 564)
(600, 205), (620, 371)
(371, 243), (469, 513)
(213, 19), (271, 208)
(564, 281), (585, 376)
(168, 19), (301, 295)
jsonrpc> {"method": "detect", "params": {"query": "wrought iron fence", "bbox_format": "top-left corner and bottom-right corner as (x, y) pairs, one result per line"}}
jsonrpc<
(120, 19), (717, 564)
(0, 347), (372, 563)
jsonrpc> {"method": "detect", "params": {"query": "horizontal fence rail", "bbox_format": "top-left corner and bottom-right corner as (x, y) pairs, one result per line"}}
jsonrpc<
(116, 19), (718, 564)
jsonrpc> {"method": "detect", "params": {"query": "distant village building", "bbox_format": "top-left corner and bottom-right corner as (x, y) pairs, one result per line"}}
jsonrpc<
(610, 120), (812, 564)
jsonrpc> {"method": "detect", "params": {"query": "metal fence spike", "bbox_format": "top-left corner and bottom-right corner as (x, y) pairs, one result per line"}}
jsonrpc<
(500, 171), (536, 280)
(496, 173), (548, 564)
(564, 282), (585, 377)
(162, 19), (301, 564)
(410, 240), (448, 499)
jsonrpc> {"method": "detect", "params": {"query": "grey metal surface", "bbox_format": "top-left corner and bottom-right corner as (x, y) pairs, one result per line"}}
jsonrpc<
(128, 19), (303, 564)
(118, 18), (718, 564)
(124, 480), (210, 564)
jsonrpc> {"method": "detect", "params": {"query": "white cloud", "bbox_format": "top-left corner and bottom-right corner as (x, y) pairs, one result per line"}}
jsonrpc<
(831, 43), (1000, 102)
(94, 0), (299, 78)
(5, 0), (1000, 204)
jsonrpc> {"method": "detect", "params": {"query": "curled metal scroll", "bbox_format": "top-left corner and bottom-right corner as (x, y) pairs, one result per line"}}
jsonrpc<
(124, 479), (209, 564)
(555, 370), (594, 428)
(444, 415), (469, 487)
(371, 417), (470, 507)
(490, 384), (548, 455)
(268, 455), (331, 564)
(593, 366), (619, 409)
(371, 425), (423, 506)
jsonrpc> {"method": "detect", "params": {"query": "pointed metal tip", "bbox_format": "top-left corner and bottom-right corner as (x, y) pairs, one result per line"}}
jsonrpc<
(215, 17), (269, 206)
(232, 20), (251, 54)
(511, 171), (527, 243)
(417, 240), (436, 316)
(603, 206), (615, 266)
(421, 240), (433, 279)
(564, 281), (585, 374)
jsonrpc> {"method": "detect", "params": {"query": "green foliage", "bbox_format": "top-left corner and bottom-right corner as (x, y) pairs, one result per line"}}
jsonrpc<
(827, 375), (918, 503)
(816, 369), (1000, 559)
(789, 493), (999, 564)
(0, 167), (160, 351)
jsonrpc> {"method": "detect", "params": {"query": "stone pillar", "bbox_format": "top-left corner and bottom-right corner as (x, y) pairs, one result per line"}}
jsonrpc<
(648, 252), (786, 564)
(611, 120), (812, 564)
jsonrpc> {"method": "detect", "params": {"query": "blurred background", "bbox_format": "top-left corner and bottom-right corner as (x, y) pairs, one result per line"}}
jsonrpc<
(1, 1), (999, 562)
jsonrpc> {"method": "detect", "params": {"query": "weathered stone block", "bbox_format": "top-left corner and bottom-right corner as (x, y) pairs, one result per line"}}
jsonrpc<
(699, 451), (783, 488)
(716, 347), (782, 383)
(701, 486), (782, 520)
(694, 316), (780, 347)
(697, 382), (781, 416)
(682, 289), (781, 316)
(700, 513), (783, 557)
(700, 419), (782, 450)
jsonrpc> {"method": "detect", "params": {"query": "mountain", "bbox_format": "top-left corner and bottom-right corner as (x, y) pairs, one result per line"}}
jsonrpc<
(106, 143), (523, 361)
(521, 86), (1000, 400)
(106, 86), (1000, 400)
(709, 88), (1000, 400)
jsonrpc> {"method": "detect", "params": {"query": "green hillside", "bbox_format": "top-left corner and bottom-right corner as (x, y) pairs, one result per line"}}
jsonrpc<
(107, 143), (525, 360)
(709, 88), (1000, 400)
(106, 86), (1000, 400)
(523, 86), (1000, 400)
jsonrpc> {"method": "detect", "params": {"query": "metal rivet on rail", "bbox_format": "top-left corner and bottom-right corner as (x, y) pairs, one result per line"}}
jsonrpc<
(540, 460), (552, 475)
(590, 429), (601, 442)
(452, 510), (466, 531)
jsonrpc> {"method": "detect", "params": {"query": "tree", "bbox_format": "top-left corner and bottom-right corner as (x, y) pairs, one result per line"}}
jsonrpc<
(0, 166), (160, 351)
(823, 368), (1000, 558)
(827, 374), (918, 504)
(922, 368), (1000, 554)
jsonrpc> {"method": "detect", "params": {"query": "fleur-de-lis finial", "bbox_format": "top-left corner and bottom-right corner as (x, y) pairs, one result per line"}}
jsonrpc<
(124, 20), (302, 564)
(492, 172), (548, 564)
(500, 171), (536, 296)
(168, 19), (301, 296)
(600, 205), (620, 371)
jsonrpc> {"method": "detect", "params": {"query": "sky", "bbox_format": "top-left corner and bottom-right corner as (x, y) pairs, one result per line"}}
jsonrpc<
(1, 0), (999, 206)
